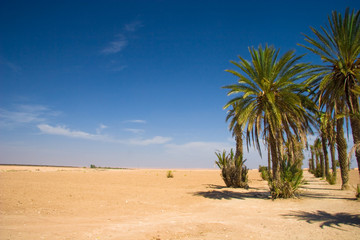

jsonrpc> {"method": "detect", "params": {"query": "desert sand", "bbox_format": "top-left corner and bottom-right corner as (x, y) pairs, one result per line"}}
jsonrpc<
(0, 165), (359, 240)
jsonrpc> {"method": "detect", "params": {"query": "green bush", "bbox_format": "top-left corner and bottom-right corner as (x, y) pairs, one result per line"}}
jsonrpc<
(166, 170), (174, 178)
(356, 184), (360, 199)
(215, 149), (248, 188)
(258, 165), (269, 181)
(258, 165), (267, 172)
(313, 166), (322, 178)
(90, 164), (96, 168)
(326, 173), (336, 185)
(261, 169), (270, 181)
(269, 158), (304, 199)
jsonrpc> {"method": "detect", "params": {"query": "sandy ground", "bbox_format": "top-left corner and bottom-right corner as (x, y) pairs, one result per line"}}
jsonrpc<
(0, 166), (359, 240)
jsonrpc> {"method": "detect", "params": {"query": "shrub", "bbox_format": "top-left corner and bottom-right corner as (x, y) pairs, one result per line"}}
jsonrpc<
(166, 170), (174, 178)
(356, 184), (360, 199)
(269, 158), (304, 199)
(215, 149), (248, 188)
(258, 165), (269, 181)
(326, 173), (336, 185)
(258, 165), (267, 172)
(313, 165), (322, 178)
(90, 164), (96, 168)
(261, 169), (270, 181)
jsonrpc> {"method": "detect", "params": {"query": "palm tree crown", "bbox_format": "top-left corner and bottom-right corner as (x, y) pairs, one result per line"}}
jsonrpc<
(223, 45), (315, 181)
(301, 8), (360, 111)
(301, 8), (360, 179)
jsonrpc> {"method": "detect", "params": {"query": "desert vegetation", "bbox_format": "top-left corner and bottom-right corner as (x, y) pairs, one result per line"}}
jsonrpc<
(167, 170), (174, 178)
(215, 149), (248, 188)
(222, 8), (360, 198)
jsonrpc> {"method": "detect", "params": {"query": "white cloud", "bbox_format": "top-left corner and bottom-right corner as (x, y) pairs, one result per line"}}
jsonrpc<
(37, 124), (109, 141)
(125, 119), (147, 124)
(101, 34), (128, 54)
(124, 21), (143, 32)
(101, 21), (143, 55)
(37, 124), (172, 146)
(0, 104), (58, 128)
(124, 128), (144, 134)
(96, 123), (108, 134)
(129, 136), (172, 146)
(0, 108), (44, 124)
(166, 141), (233, 153)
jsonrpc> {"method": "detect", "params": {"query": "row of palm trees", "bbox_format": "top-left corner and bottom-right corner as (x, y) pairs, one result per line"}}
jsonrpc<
(223, 8), (360, 190)
(307, 112), (337, 183)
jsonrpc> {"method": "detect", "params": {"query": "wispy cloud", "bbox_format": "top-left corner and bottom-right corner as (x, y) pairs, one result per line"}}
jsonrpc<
(125, 119), (147, 124)
(165, 141), (233, 153)
(105, 60), (128, 72)
(129, 136), (172, 146)
(101, 21), (143, 55)
(124, 128), (145, 134)
(96, 123), (108, 134)
(0, 104), (59, 128)
(38, 124), (110, 141)
(124, 21), (143, 32)
(37, 124), (171, 146)
(101, 34), (128, 54)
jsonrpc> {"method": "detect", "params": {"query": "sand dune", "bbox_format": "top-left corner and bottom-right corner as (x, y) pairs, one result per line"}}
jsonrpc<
(0, 166), (359, 239)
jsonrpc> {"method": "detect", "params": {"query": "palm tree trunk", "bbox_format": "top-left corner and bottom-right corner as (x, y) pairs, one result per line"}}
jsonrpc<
(321, 136), (330, 177)
(268, 142), (271, 172)
(311, 149), (315, 172)
(234, 133), (243, 162)
(330, 142), (336, 176)
(319, 147), (325, 178)
(349, 95), (360, 175)
(327, 118), (337, 177)
(269, 133), (280, 183)
(315, 150), (319, 171)
(336, 116), (350, 190)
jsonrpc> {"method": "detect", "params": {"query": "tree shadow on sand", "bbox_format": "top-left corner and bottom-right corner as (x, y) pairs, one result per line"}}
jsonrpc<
(193, 190), (270, 200)
(283, 210), (360, 229)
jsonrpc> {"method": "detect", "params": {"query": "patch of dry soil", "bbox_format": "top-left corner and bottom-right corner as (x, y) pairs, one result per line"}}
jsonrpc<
(0, 166), (359, 239)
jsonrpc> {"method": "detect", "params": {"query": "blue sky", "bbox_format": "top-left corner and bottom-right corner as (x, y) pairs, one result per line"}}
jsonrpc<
(0, 0), (358, 168)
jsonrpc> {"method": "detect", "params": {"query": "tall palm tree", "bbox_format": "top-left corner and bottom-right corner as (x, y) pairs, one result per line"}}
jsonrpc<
(285, 136), (305, 167)
(314, 137), (325, 178)
(313, 143), (320, 172)
(336, 101), (350, 189)
(319, 112), (330, 177)
(225, 103), (243, 161)
(310, 145), (315, 172)
(223, 45), (315, 184)
(301, 8), (360, 180)
(326, 113), (337, 177)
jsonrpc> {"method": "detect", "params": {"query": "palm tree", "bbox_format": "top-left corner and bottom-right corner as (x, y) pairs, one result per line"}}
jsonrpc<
(314, 137), (325, 178)
(285, 136), (305, 168)
(336, 101), (350, 189)
(309, 145), (315, 172)
(301, 8), (360, 180)
(319, 112), (330, 177)
(326, 113), (337, 177)
(313, 143), (320, 173)
(225, 103), (243, 162)
(223, 45), (315, 184)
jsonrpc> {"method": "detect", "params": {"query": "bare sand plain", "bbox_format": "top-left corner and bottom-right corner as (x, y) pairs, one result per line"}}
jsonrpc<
(0, 165), (359, 240)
